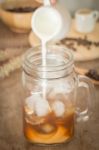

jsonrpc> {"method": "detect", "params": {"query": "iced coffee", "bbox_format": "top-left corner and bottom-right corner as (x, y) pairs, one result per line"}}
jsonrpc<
(23, 90), (75, 144)
(22, 44), (94, 145)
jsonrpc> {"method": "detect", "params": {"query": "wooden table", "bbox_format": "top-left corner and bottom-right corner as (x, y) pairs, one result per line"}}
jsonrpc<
(0, 60), (99, 150)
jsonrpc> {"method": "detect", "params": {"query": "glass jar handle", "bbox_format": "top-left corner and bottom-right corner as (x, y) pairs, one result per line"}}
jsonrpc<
(76, 75), (95, 122)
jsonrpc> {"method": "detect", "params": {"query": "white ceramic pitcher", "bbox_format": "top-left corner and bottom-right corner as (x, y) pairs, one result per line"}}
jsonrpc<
(31, 0), (71, 42)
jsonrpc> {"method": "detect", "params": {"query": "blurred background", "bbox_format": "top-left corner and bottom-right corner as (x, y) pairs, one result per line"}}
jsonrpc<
(59, 0), (99, 15)
(1, 0), (99, 15)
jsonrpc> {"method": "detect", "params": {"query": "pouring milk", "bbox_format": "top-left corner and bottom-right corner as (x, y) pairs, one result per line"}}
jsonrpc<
(31, 0), (71, 100)
(22, 1), (95, 144)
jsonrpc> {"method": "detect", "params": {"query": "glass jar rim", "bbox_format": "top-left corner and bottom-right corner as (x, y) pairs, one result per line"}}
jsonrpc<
(23, 45), (74, 72)
(23, 45), (74, 79)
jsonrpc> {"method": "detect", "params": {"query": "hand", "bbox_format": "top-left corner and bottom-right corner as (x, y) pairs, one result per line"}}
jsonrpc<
(51, 0), (57, 4)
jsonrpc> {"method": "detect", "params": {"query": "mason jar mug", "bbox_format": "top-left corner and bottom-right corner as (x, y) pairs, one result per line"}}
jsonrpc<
(22, 45), (95, 145)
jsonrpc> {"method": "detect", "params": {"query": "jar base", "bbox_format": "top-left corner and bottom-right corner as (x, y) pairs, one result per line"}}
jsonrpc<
(25, 136), (74, 146)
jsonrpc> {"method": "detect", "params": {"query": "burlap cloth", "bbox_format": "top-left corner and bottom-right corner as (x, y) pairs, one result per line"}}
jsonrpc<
(0, 21), (30, 78)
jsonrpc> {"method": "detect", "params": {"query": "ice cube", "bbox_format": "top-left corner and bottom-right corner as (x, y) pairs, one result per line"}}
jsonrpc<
(25, 93), (42, 114)
(54, 82), (72, 94)
(50, 79), (74, 95)
(48, 87), (68, 102)
(25, 113), (45, 125)
(52, 101), (65, 117)
(34, 97), (50, 117)
(48, 83), (73, 103)
(25, 105), (34, 115)
(41, 123), (55, 133)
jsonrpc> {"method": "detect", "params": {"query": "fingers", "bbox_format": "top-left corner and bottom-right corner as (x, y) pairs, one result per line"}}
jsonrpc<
(51, 0), (56, 4)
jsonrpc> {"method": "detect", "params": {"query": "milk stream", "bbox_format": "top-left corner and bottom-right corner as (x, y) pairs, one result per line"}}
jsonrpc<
(32, 5), (63, 108)
(42, 41), (47, 67)
(41, 40), (47, 101)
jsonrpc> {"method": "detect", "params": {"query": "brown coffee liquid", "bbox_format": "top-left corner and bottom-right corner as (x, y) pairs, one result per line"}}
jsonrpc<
(5, 7), (37, 13)
(23, 106), (75, 144)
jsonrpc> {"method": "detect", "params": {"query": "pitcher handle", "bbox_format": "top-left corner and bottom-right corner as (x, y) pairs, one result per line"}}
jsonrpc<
(76, 75), (95, 122)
